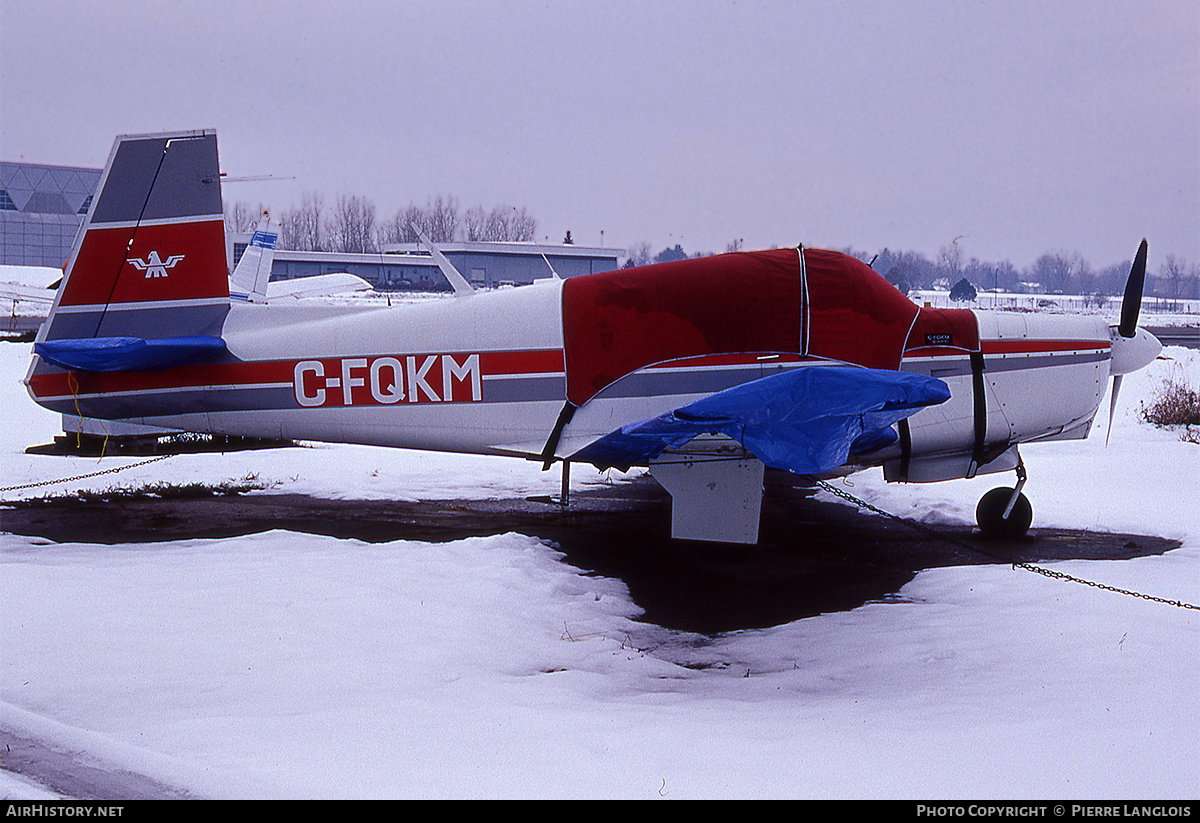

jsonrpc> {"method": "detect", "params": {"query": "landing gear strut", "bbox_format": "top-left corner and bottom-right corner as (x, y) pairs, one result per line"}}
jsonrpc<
(976, 453), (1032, 538)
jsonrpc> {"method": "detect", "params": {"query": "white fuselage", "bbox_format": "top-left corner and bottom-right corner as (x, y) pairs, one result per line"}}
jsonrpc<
(31, 281), (1118, 483)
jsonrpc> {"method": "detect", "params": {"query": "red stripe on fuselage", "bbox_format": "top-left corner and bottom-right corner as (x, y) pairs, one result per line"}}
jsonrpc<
(479, 349), (564, 375)
(27, 348), (565, 400)
(903, 339), (1110, 358)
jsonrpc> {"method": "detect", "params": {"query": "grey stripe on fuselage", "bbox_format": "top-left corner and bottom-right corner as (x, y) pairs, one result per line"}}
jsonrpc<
(481, 374), (566, 403)
(37, 373), (569, 419)
(36, 385), (296, 420)
(590, 362), (802, 401)
(902, 349), (1109, 378)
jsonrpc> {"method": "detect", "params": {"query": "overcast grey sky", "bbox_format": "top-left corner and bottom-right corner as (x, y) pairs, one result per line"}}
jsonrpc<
(2, 0), (1196, 269)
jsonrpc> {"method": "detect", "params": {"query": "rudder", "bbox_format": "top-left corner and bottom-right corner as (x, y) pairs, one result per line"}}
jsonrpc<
(39, 129), (230, 343)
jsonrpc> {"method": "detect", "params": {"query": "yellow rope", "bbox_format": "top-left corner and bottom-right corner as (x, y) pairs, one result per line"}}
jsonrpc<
(66, 371), (110, 459)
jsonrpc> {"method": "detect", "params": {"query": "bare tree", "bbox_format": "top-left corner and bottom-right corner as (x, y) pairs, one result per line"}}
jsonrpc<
(462, 205), (488, 241)
(279, 192), (325, 251)
(483, 206), (511, 241)
(327, 193), (377, 253)
(1030, 252), (1074, 294)
(379, 204), (428, 244)
(224, 201), (265, 234)
(510, 206), (537, 241)
(1163, 255), (1188, 301)
(425, 195), (459, 243)
(623, 241), (652, 268)
(386, 198), (458, 244)
(1073, 256), (1096, 296)
(376, 211), (405, 247)
(938, 240), (963, 284)
(401, 204), (427, 243)
(1096, 260), (1131, 296)
(993, 260), (1020, 293)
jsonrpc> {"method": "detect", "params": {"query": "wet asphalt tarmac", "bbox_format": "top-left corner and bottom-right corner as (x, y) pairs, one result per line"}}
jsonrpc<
(2, 472), (1180, 635)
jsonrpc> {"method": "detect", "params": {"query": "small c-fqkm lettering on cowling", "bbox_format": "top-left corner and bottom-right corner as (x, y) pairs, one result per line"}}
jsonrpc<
(294, 353), (482, 407)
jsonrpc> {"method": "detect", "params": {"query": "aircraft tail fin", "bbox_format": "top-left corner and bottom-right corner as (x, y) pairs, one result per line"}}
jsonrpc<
(229, 211), (277, 303)
(38, 129), (230, 344)
(413, 225), (475, 297)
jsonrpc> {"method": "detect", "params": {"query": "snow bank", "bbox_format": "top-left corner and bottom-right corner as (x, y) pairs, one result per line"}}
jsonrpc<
(1, 341), (1197, 799)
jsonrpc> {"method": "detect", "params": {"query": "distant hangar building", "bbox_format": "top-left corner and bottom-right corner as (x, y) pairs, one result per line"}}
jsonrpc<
(230, 238), (623, 291)
(382, 241), (622, 288)
(1, 161), (101, 268)
(2, 160), (622, 287)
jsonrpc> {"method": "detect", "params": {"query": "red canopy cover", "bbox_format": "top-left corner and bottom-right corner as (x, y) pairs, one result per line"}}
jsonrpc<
(562, 247), (977, 407)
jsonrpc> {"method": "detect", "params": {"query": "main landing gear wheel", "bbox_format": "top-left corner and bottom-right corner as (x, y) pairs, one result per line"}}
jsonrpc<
(976, 487), (1033, 538)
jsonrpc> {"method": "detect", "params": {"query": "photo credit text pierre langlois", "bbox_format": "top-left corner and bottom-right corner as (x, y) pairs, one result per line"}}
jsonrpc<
(916, 808), (1193, 819)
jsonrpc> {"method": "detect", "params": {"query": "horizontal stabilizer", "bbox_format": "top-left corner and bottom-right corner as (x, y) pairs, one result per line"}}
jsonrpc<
(35, 335), (226, 372)
(266, 272), (372, 299)
(572, 366), (950, 474)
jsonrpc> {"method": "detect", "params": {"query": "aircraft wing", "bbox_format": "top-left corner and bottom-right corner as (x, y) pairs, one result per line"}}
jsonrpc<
(0, 282), (55, 306)
(266, 272), (373, 299)
(571, 365), (951, 476)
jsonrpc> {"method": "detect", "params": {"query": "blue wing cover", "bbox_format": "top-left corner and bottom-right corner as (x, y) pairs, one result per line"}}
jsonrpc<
(34, 335), (226, 372)
(572, 366), (950, 475)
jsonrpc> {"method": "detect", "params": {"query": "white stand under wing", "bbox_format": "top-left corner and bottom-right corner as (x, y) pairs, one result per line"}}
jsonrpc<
(649, 456), (765, 544)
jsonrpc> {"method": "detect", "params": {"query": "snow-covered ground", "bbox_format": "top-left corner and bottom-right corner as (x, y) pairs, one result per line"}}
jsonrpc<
(1, 333), (1198, 799)
(910, 289), (1200, 321)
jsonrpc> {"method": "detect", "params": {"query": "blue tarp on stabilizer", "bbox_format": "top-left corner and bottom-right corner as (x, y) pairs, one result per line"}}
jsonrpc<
(34, 335), (227, 372)
(571, 366), (951, 475)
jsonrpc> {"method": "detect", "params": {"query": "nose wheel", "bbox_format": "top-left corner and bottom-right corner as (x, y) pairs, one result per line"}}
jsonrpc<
(976, 453), (1032, 538)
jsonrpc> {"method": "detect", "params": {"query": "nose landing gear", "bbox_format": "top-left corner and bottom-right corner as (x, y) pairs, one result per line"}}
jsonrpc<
(976, 453), (1032, 538)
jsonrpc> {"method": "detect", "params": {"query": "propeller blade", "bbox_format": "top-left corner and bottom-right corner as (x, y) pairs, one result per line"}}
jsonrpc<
(1106, 375), (1123, 445)
(1118, 239), (1148, 338)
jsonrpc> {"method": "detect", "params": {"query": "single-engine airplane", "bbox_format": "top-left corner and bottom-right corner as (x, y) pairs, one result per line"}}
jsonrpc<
(25, 130), (1162, 543)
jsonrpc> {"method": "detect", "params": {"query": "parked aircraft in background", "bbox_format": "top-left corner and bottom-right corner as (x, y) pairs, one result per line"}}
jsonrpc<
(24, 130), (1160, 543)
(230, 211), (372, 302)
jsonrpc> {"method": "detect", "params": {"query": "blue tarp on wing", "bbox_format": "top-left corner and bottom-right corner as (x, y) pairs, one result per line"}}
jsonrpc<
(571, 366), (951, 475)
(34, 335), (227, 372)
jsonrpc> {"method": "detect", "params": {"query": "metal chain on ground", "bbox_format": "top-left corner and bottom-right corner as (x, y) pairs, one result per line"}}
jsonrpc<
(815, 479), (1199, 611)
(0, 453), (176, 494)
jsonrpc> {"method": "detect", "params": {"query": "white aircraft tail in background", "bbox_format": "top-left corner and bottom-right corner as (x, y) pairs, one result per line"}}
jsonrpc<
(229, 211), (277, 304)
